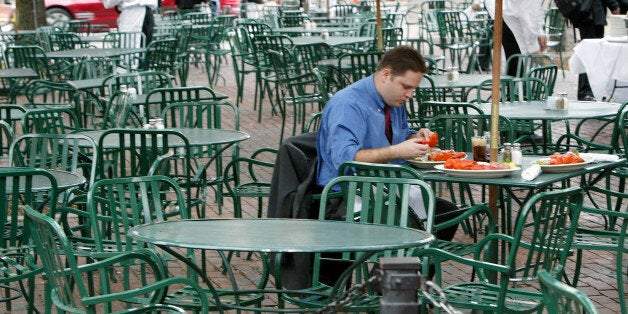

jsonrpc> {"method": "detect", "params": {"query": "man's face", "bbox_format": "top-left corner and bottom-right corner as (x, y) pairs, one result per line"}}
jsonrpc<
(377, 68), (423, 107)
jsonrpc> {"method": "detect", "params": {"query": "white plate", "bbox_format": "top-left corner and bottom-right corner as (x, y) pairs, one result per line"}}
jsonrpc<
(434, 164), (520, 178)
(605, 36), (628, 43)
(407, 152), (467, 169)
(532, 155), (594, 173)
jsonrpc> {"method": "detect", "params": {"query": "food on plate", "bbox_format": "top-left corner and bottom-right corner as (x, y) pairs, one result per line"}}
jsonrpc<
(536, 152), (585, 165)
(419, 133), (439, 147)
(444, 159), (513, 170)
(428, 150), (467, 161)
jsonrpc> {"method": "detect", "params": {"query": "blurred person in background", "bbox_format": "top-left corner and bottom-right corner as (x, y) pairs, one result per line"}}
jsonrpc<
(571, 0), (621, 101)
(484, 0), (547, 76)
(101, 0), (157, 46)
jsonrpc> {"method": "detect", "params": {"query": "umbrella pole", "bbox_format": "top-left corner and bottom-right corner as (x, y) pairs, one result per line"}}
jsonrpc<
(487, 0), (503, 284)
(376, 0), (383, 51)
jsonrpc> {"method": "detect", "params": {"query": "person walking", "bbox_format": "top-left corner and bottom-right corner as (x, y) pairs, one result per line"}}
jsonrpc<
(101, 0), (158, 47)
(484, 0), (547, 76)
(572, 0), (621, 101)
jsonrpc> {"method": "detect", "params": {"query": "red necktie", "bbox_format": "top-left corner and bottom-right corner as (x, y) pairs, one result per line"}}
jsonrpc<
(385, 105), (392, 143)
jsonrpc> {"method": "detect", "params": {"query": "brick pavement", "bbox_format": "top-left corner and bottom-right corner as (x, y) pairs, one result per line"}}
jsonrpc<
(2, 35), (626, 313)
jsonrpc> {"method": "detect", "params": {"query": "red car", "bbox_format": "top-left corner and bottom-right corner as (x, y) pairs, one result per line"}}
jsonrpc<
(44, 0), (242, 31)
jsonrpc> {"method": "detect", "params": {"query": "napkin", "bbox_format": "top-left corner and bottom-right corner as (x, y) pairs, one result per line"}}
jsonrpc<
(522, 165), (542, 181)
(579, 153), (620, 162)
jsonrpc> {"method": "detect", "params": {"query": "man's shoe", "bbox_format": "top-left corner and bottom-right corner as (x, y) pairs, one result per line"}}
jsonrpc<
(578, 95), (596, 101)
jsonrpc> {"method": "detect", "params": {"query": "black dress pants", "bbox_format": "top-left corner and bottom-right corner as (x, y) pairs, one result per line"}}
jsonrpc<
(142, 6), (155, 46)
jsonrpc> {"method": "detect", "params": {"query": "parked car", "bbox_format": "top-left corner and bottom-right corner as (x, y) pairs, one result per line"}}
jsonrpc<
(44, 0), (241, 31)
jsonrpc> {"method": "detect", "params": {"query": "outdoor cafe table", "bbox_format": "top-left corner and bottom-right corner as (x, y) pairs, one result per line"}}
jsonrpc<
(0, 67), (38, 102)
(290, 36), (373, 47)
(477, 100), (623, 154)
(419, 74), (511, 101)
(75, 128), (250, 150)
(129, 218), (434, 310)
(45, 48), (146, 60)
(413, 154), (626, 234)
(0, 167), (86, 192)
(273, 26), (357, 35)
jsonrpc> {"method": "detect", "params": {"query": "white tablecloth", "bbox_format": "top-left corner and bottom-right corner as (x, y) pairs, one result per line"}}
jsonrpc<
(569, 38), (628, 102)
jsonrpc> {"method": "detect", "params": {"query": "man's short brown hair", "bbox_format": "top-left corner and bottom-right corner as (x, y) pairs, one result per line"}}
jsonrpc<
(376, 46), (427, 76)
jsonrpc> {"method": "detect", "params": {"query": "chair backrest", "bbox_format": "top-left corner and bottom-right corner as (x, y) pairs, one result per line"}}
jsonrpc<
(87, 175), (189, 253)
(436, 9), (468, 44)
(381, 27), (403, 50)
(483, 187), (583, 294)
(96, 129), (192, 180)
(102, 31), (146, 49)
(0, 168), (57, 248)
(8, 133), (97, 188)
(0, 120), (15, 162)
(544, 7), (566, 43)
(317, 174), (435, 263)
(101, 91), (140, 128)
(339, 50), (384, 83)
(526, 65), (558, 96)
(71, 58), (117, 80)
(302, 112), (322, 134)
(145, 86), (218, 119)
(504, 53), (555, 78)
(3, 45), (51, 80)
(141, 38), (178, 74)
(24, 79), (77, 105)
(160, 100), (239, 131)
(427, 113), (514, 151)
(49, 32), (86, 51)
(101, 71), (173, 98)
(21, 107), (81, 135)
(279, 10), (311, 27)
(471, 77), (516, 103)
(331, 4), (358, 17)
(411, 100), (485, 129)
(292, 42), (333, 74)
(66, 20), (91, 34)
(538, 270), (598, 314)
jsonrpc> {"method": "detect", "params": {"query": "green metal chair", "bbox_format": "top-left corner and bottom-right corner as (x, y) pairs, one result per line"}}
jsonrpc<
(144, 86), (218, 121)
(66, 20), (91, 34)
(49, 32), (90, 51)
(553, 102), (627, 154)
(23, 204), (215, 314)
(338, 161), (494, 259)
(417, 187), (584, 313)
(268, 49), (323, 143)
(136, 38), (179, 77)
(526, 64), (558, 96)
(101, 31), (146, 70)
(223, 147), (278, 218)
(544, 7), (566, 78)
(338, 50), (383, 84)
(85, 175), (261, 312)
(302, 111), (322, 134)
(538, 270), (599, 314)
(0, 168), (57, 313)
(100, 70), (173, 102)
(8, 133), (97, 207)
(279, 174), (437, 312)
(100, 91), (142, 129)
(504, 53), (556, 78)
(21, 107), (83, 135)
(226, 26), (258, 106)
(568, 111), (628, 313)
(158, 100), (240, 216)
(0, 120), (14, 162)
(435, 10), (473, 71)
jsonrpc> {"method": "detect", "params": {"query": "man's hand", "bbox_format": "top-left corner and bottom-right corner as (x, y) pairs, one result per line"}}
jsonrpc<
(394, 138), (431, 160)
(537, 35), (547, 52)
(611, 7), (620, 14)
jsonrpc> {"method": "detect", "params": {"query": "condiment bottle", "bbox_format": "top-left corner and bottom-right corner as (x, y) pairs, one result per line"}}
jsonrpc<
(502, 142), (512, 163)
(512, 143), (522, 166)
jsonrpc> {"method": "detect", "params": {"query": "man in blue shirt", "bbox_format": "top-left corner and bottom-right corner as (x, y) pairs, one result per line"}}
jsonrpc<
(316, 46), (459, 241)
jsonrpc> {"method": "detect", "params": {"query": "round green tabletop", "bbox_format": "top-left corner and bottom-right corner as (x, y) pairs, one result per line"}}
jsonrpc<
(77, 128), (250, 149)
(1, 168), (86, 192)
(477, 101), (622, 120)
(129, 218), (434, 253)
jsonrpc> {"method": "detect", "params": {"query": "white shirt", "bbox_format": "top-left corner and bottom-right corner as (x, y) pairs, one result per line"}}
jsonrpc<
(484, 0), (545, 54)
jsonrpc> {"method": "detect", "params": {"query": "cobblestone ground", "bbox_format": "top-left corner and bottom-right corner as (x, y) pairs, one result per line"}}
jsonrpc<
(1, 20), (626, 313)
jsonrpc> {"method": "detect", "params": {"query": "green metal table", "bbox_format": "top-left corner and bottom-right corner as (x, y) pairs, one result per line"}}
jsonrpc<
(129, 218), (433, 311)
(0, 67), (38, 103)
(477, 100), (623, 153)
(273, 26), (357, 35)
(419, 73), (512, 101)
(76, 128), (250, 149)
(46, 48), (146, 60)
(291, 35), (373, 47)
(1, 168), (86, 192)
(414, 154), (626, 233)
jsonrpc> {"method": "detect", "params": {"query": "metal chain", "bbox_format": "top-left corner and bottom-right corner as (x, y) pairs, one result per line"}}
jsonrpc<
(317, 271), (461, 314)
(421, 280), (463, 314)
(317, 271), (382, 314)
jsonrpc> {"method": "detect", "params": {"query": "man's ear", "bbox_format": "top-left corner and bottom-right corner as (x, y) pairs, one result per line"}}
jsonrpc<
(379, 67), (393, 82)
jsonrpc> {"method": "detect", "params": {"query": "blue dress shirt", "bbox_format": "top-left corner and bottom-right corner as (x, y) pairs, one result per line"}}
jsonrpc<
(316, 74), (416, 188)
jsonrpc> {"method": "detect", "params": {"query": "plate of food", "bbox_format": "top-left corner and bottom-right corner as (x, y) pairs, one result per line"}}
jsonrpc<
(532, 152), (594, 173)
(407, 150), (467, 169)
(434, 160), (520, 178)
